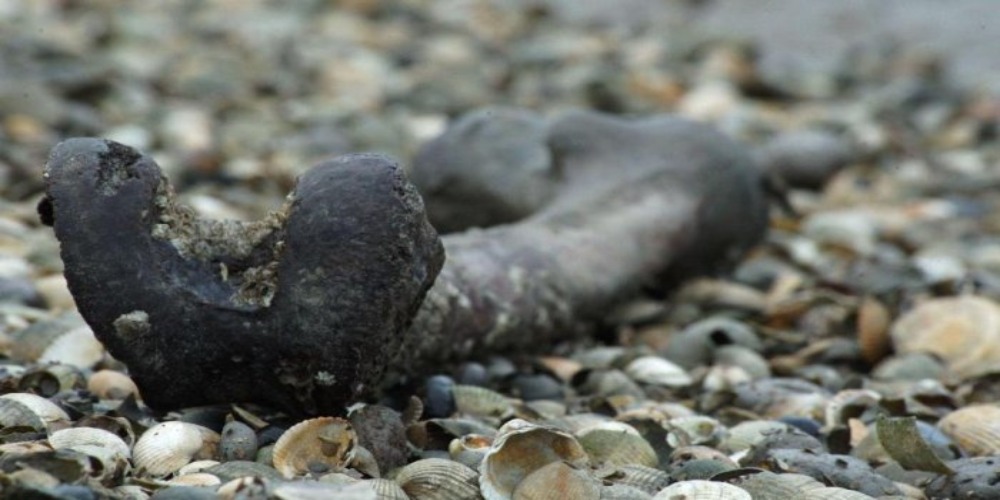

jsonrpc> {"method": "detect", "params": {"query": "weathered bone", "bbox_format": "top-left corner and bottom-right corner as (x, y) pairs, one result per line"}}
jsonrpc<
(42, 110), (768, 415)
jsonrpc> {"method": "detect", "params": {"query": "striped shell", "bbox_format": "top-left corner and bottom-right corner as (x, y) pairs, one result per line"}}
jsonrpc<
(453, 384), (515, 420)
(133, 421), (220, 477)
(576, 421), (658, 468)
(652, 480), (751, 500)
(0, 392), (70, 431)
(938, 404), (1000, 456)
(394, 457), (480, 500)
(272, 416), (357, 478)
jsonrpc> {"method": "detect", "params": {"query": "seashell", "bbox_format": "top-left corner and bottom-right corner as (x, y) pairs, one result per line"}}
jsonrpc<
(824, 389), (882, 429)
(394, 457), (480, 500)
(720, 421), (794, 453)
(857, 296), (892, 364)
(272, 417), (357, 478)
(452, 384), (515, 420)
(178, 460), (221, 475)
(369, 477), (409, 499)
(808, 487), (876, 500)
(449, 433), (493, 471)
(576, 421), (657, 468)
(665, 416), (726, 448)
(625, 356), (692, 387)
(512, 460), (599, 499)
(536, 356), (583, 382)
(575, 369), (645, 399)
(168, 472), (222, 487)
(703, 364), (754, 392)
(890, 295), (1000, 380)
(319, 471), (361, 485)
(669, 446), (736, 468)
(600, 484), (653, 500)
(217, 476), (270, 499)
(729, 378), (830, 420)
(732, 470), (812, 499)
(712, 345), (771, 380)
(662, 316), (761, 370)
(573, 346), (627, 370)
(87, 369), (140, 400)
(37, 325), (105, 368)
(220, 420), (258, 462)
(133, 421), (220, 477)
(652, 480), (751, 499)
(75, 415), (136, 447)
(0, 392), (70, 431)
(48, 427), (131, 482)
(600, 464), (671, 495)
(0, 440), (54, 454)
(938, 404), (1000, 456)
(515, 400), (567, 421)
(17, 363), (85, 397)
(670, 458), (736, 481)
(351, 445), (380, 478)
(410, 418), (498, 450)
(204, 460), (284, 482)
(480, 419), (590, 500)
(9, 312), (86, 363)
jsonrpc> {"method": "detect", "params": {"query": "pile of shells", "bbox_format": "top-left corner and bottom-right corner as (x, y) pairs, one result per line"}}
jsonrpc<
(2, 0), (999, 498)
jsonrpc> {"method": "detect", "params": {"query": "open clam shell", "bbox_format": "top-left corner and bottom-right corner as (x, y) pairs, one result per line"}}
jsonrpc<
(395, 457), (481, 500)
(272, 416), (357, 478)
(0, 392), (70, 432)
(480, 419), (590, 500)
(133, 421), (220, 477)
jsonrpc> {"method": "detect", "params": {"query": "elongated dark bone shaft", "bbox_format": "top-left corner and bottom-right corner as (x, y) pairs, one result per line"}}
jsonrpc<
(43, 111), (768, 415)
(404, 110), (769, 365)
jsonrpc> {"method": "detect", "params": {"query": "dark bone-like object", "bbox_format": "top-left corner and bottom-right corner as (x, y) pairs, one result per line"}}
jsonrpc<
(43, 142), (443, 415)
(42, 110), (769, 415)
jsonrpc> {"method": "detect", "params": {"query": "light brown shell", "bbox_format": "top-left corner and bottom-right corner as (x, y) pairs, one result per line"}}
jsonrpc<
(480, 419), (590, 500)
(857, 296), (892, 364)
(890, 295), (1000, 379)
(37, 325), (104, 368)
(601, 464), (671, 495)
(0, 392), (70, 431)
(652, 480), (752, 500)
(512, 461), (600, 499)
(133, 421), (220, 477)
(272, 416), (357, 478)
(369, 477), (409, 500)
(394, 457), (480, 500)
(576, 421), (658, 468)
(87, 369), (140, 400)
(938, 404), (1000, 456)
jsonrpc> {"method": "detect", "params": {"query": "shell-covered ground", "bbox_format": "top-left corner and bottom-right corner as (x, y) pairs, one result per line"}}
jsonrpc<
(2, 1), (999, 499)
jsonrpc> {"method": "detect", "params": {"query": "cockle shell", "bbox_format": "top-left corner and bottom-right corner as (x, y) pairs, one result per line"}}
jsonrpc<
(272, 416), (357, 478)
(652, 480), (751, 499)
(480, 419), (590, 500)
(394, 457), (481, 500)
(938, 404), (1000, 456)
(48, 427), (132, 483)
(133, 421), (220, 477)
(600, 464), (671, 495)
(0, 392), (70, 431)
(453, 384), (515, 420)
(449, 433), (493, 470)
(576, 421), (657, 468)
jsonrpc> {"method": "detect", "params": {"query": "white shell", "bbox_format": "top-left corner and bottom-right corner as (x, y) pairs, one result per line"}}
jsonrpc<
(168, 472), (222, 487)
(133, 421), (220, 477)
(480, 419), (590, 500)
(653, 480), (751, 499)
(625, 356), (692, 387)
(38, 325), (104, 368)
(49, 427), (132, 476)
(0, 392), (70, 431)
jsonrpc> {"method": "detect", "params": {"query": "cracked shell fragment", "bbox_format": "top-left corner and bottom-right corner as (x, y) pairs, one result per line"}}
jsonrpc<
(133, 421), (220, 477)
(272, 416), (357, 478)
(512, 460), (599, 499)
(479, 418), (590, 500)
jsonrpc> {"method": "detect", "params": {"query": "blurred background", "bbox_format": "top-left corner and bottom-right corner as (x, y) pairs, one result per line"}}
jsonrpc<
(1, 0), (997, 213)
